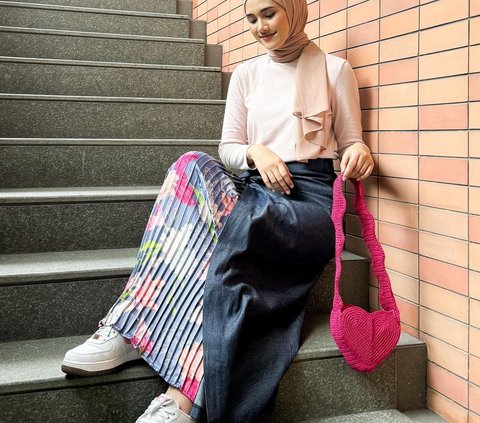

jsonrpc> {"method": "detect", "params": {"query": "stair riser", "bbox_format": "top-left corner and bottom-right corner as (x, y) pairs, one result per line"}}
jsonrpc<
(0, 201), (153, 254)
(0, 379), (166, 423)
(0, 144), (220, 187)
(0, 61), (221, 98)
(0, 5), (189, 38)
(0, 347), (426, 422)
(3, 0), (177, 14)
(0, 99), (225, 138)
(0, 30), (205, 66)
(0, 260), (368, 341)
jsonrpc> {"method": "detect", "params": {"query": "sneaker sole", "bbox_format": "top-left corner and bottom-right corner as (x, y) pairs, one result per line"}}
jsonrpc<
(61, 357), (143, 377)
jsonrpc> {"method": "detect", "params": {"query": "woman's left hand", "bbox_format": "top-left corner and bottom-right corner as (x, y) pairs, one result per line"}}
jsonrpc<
(340, 142), (374, 181)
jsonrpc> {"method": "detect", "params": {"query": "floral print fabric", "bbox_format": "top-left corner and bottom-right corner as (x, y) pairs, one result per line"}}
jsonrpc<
(101, 152), (241, 415)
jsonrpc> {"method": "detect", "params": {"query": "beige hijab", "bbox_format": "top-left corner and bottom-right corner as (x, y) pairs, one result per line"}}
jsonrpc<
(244, 0), (330, 160)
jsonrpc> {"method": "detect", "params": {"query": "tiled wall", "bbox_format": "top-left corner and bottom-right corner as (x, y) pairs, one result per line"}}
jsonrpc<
(192, 0), (480, 421)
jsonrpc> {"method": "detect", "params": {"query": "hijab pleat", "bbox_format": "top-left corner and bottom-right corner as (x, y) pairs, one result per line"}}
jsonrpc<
(244, 0), (330, 160)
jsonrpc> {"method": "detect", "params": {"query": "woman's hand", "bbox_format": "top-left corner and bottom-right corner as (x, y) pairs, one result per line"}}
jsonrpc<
(340, 143), (374, 181)
(246, 145), (294, 195)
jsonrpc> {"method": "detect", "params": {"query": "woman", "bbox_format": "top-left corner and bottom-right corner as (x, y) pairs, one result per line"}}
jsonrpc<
(61, 0), (374, 421)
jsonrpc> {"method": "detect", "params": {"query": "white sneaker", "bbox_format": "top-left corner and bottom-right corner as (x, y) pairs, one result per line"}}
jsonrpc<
(136, 394), (195, 423)
(61, 325), (141, 376)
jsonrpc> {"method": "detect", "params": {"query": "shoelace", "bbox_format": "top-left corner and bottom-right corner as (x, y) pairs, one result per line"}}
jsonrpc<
(92, 325), (116, 341)
(140, 397), (177, 422)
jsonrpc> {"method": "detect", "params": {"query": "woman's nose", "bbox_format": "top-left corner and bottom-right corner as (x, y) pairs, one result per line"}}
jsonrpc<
(257, 19), (268, 32)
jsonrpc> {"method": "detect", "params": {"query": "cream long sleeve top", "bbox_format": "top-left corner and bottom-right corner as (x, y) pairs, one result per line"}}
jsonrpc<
(219, 52), (366, 171)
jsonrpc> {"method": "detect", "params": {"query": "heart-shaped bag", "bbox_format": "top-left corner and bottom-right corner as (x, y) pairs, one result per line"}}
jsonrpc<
(329, 174), (401, 372)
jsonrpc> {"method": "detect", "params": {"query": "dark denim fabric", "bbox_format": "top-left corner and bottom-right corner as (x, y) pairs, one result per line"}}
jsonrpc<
(203, 159), (337, 423)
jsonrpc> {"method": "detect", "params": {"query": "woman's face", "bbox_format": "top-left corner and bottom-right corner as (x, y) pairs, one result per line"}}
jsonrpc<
(245, 0), (290, 50)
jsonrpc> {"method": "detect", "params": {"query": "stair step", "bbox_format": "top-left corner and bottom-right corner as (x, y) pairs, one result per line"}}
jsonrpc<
(0, 57), (222, 98)
(300, 409), (412, 422)
(3, 0), (177, 14)
(403, 409), (448, 422)
(0, 26), (207, 66)
(0, 139), (221, 187)
(0, 249), (368, 340)
(0, 1), (190, 38)
(0, 94), (225, 138)
(0, 314), (426, 422)
(0, 186), (159, 254)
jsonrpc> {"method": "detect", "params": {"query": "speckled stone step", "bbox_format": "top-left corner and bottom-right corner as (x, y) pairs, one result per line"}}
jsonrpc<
(3, 0), (177, 14)
(0, 139), (220, 188)
(299, 408), (447, 422)
(0, 186), (159, 254)
(0, 314), (426, 423)
(0, 2), (190, 37)
(0, 57), (221, 98)
(0, 26), (206, 66)
(0, 94), (225, 139)
(0, 249), (368, 340)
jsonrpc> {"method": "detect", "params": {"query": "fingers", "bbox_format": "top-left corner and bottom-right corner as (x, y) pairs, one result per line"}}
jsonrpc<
(341, 144), (374, 181)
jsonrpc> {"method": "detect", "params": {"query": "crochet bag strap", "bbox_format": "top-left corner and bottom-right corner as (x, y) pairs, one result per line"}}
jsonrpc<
(331, 174), (398, 314)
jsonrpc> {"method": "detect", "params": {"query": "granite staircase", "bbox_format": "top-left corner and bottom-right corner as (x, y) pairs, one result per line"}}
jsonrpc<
(0, 1), (444, 422)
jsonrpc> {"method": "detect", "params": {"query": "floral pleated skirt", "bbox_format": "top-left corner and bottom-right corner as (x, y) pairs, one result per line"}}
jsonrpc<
(101, 151), (336, 422)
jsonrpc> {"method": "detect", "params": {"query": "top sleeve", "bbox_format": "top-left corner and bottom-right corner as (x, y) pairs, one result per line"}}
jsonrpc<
(218, 65), (252, 171)
(331, 60), (366, 157)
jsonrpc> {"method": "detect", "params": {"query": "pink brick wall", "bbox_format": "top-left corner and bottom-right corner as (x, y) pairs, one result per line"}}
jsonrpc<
(193, 0), (480, 421)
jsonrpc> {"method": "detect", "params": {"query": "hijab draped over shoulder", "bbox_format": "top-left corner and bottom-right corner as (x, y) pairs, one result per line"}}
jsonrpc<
(244, 0), (331, 160)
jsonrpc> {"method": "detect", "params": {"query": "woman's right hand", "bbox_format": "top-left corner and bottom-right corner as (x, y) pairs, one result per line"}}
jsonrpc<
(246, 145), (294, 195)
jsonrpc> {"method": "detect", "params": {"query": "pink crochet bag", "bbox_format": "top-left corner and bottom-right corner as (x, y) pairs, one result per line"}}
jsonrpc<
(330, 173), (401, 372)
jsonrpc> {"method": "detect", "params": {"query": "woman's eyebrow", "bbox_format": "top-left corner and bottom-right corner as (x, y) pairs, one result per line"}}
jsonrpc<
(245, 6), (275, 17)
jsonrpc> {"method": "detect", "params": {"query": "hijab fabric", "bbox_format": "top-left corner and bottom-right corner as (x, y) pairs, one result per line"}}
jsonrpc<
(244, 0), (330, 160)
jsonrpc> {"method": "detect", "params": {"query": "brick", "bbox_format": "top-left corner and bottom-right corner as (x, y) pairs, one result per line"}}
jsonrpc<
(471, 325), (480, 357)
(308, 1), (320, 21)
(378, 154), (418, 178)
(419, 131), (468, 157)
(346, 42), (379, 67)
(378, 131), (418, 155)
(419, 104), (468, 130)
(472, 242), (480, 273)
(471, 214), (480, 244)
(380, 7), (418, 39)
(427, 362), (469, 408)
(320, 0), (347, 17)
(396, 297), (418, 328)
(359, 87), (378, 109)
(471, 46), (480, 73)
(419, 206), (468, 240)
(347, 20), (379, 48)
(383, 244), (418, 278)
(419, 75), (469, 105)
(420, 20), (469, 55)
(379, 107), (418, 131)
(472, 17), (480, 45)
(471, 355), (480, 386)
(419, 48), (469, 79)
(471, 102), (480, 129)
(305, 20), (320, 39)
(420, 332), (468, 379)
(381, 0), (419, 17)
(471, 74), (480, 102)
(420, 306), (468, 350)
(380, 33), (419, 62)
(378, 221), (418, 252)
(419, 231), (469, 267)
(419, 181), (468, 212)
(361, 109), (378, 131)
(347, 0), (379, 26)
(473, 0), (480, 17)
(380, 57), (418, 84)
(354, 64), (379, 88)
(472, 131), (480, 158)
(419, 256), (468, 295)
(471, 159), (480, 187)
(320, 9), (346, 36)
(420, 281), (468, 322)
(419, 157), (468, 185)
(379, 198), (418, 228)
(469, 411), (480, 423)
(472, 270), (480, 301)
(379, 82), (417, 108)
(420, 0), (469, 29)
(426, 388), (468, 423)
(319, 30), (346, 53)
(390, 269), (419, 302)
(471, 187), (480, 215)
(379, 176), (418, 203)
(471, 383), (480, 415)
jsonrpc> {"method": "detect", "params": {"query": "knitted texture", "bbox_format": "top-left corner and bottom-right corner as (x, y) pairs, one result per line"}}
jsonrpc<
(330, 174), (401, 372)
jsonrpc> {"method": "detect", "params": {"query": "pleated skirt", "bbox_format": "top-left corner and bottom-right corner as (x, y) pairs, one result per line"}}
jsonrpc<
(101, 151), (336, 422)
